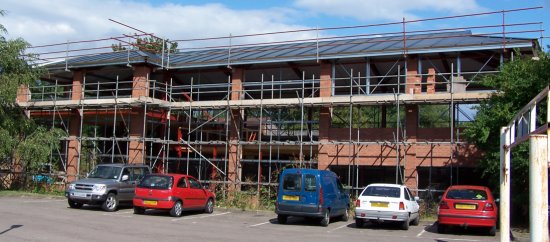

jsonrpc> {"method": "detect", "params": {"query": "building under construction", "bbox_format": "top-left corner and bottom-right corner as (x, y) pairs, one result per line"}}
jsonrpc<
(11, 7), (543, 194)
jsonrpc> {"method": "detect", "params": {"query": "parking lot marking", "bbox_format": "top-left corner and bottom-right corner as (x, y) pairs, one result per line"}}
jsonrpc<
(23, 199), (65, 203)
(327, 223), (349, 233)
(248, 221), (270, 227)
(431, 238), (480, 242)
(171, 212), (231, 222)
(416, 228), (427, 237)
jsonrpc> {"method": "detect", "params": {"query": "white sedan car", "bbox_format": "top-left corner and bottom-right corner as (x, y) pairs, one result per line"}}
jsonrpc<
(355, 183), (420, 230)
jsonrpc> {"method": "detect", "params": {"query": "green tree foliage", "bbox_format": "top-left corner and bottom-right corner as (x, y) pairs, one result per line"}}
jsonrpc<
(463, 50), (549, 219)
(111, 35), (178, 54)
(0, 11), (65, 177)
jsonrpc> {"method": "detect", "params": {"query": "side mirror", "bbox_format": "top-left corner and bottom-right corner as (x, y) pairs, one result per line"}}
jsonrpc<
(414, 196), (422, 202)
(203, 185), (209, 190)
(86, 172), (89, 178)
(121, 175), (129, 181)
(438, 195), (442, 201)
(495, 198), (500, 203)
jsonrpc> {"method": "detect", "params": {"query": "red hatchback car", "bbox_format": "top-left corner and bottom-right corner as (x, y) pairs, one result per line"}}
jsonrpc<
(437, 185), (497, 236)
(133, 174), (215, 217)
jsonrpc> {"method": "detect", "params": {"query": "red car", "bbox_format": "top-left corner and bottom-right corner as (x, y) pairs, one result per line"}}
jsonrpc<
(133, 174), (215, 217)
(437, 185), (497, 236)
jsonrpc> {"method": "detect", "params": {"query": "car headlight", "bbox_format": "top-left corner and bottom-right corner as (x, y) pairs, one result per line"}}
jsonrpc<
(68, 184), (76, 190)
(92, 184), (106, 193)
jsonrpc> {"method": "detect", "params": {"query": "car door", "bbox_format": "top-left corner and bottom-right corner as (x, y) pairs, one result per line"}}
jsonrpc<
(301, 173), (319, 214)
(174, 177), (190, 208)
(405, 188), (420, 217)
(188, 177), (207, 208)
(119, 168), (134, 201)
(335, 177), (348, 215)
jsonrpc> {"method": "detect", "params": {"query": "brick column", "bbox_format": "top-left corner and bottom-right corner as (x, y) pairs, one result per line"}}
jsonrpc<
(318, 61), (332, 170)
(128, 109), (145, 164)
(132, 65), (151, 98)
(426, 68), (436, 94)
(228, 68), (244, 189)
(66, 71), (84, 182)
(128, 66), (151, 164)
(16, 84), (31, 103)
(406, 58), (421, 94)
(404, 105), (418, 191)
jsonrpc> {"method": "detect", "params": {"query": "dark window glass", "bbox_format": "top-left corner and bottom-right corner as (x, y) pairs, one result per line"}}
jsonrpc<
(189, 178), (202, 189)
(283, 174), (301, 191)
(446, 189), (488, 200)
(137, 175), (173, 190)
(404, 188), (410, 200)
(304, 174), (316, 192)
(177, 178), (187, 188)
(362, 186), (401, 198)
(88, 166), (122, 179)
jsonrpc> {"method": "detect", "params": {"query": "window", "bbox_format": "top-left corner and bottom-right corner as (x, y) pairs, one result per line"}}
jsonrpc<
(419, 104), (450, 128)
(304, 174), (316, 192)
(283, 174), (301, 191)
(404, 188), (410, 200)
(336, 179), (345, 193)
(131, 167), (149, 181)
(138, 175), (172, 190)
(189, 178), (202, 189)
(406, 188), (414, 201)
(177, 178), (187, 188)
(362, 186), (400, 198)
(446, 189), (488, 200)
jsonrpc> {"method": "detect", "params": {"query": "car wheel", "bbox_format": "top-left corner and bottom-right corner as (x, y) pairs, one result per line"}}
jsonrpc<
(320, 210), (330, 227)
(411, 214), (420, 226)
(355, 218), (365, 228)
(437, 222), (446, 234)
(170, 201), (183, 217)
(401, 215), (410, 230)
(204, 198), (214, 214)
(340, 208), (349, 222)
(488, 225), (496, 236)
(277, 214), (287, 224)
(101, 193), (118, 212)
(134, 206), (145, 215)
(68, 200), (83, 209)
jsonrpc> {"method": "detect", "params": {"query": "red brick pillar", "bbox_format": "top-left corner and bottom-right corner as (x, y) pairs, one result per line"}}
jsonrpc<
(66, 71), (84, 182)
(404, 105), (418, 191)
(406, 58), (421, 94)
(426, 68), (436, 94)
(16, 84), (30, 103)
(318, 61), (332, 170)
(128, 66), (151, 164)
(228, 68), (244, 189)
(132, 65), (151, 98)
(128, 109), (145, 164)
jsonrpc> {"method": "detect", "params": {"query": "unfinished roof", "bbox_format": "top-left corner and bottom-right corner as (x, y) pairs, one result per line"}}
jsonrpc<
(45, 30), (535, 70)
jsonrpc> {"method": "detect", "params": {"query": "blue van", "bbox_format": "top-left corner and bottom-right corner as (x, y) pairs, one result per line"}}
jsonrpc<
(275, 168), (350, 226)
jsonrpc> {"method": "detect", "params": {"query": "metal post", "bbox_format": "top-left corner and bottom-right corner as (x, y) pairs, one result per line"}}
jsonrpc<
(529, 135), (549, 242)
(499, 127), (511, 242)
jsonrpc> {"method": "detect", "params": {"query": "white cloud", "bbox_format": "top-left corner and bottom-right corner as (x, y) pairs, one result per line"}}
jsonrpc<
(294, 0), (485, 21)
(1, 0), (315, 59)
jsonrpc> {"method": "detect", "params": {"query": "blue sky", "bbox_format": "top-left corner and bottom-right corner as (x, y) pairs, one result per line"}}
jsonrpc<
(2, 0), (549, 53)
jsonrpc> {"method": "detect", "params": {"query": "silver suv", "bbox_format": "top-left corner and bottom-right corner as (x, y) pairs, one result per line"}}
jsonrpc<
(65, 163), (151, 212)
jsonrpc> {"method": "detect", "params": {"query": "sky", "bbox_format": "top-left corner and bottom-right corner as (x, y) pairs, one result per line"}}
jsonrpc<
(1, 0), (549, 58)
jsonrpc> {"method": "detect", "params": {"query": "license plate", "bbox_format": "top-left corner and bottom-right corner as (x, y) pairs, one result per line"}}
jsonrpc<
(370, 202), (389, 208)
(282, 195), (299, 201)
(455, 204), (476, 210)
(143, 200), (158, 206)
(72, 192), (87, 198)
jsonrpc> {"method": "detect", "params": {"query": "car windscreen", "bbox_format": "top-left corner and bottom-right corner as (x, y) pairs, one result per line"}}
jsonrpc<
(282, 173), (301, 191)
(137, 175), (173, 190)
(87, 166), (122, 179)
(362, 186), (400, 198)
(446, 189), (488, 200)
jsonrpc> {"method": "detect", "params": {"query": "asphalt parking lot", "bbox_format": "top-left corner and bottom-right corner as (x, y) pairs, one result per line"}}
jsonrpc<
(0, 196), (501, 242)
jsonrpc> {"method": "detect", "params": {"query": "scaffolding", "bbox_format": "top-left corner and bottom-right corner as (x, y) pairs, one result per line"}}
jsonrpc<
(12, 7), (545, 197)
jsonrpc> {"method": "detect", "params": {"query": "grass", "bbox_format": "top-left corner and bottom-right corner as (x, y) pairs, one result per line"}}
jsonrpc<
(0, 189), (64, 197)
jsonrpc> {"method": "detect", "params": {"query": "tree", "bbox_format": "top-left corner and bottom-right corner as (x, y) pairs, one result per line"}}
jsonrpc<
(463, 50), (549, 222)
(0, 10), (65, 188)
(112, 35), (178, 54)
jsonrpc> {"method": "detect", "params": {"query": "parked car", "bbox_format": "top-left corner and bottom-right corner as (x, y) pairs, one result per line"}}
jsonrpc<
(65, 163), (151, 211)
(133, 174), (215, 217)
(354, 183), (420, 230)
(275, 168), (350, 227)
(437, 185), (497, 236)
